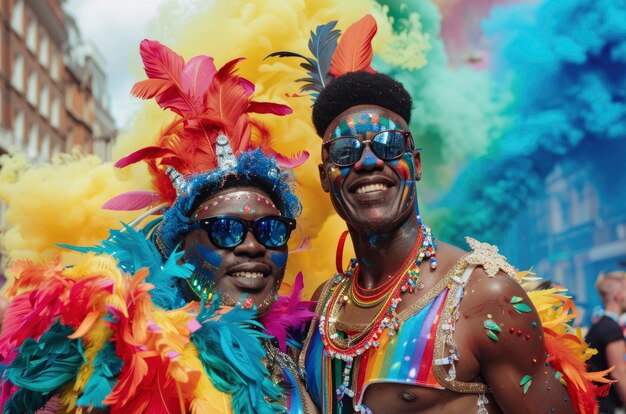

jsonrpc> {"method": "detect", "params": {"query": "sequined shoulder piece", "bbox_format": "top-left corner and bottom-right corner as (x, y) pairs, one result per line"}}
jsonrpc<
(462, 237), (516, 278)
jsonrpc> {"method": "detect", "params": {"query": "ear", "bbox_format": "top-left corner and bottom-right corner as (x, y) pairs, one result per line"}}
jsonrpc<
(412, 150), (422, 181)
(318, 163), (330, 193)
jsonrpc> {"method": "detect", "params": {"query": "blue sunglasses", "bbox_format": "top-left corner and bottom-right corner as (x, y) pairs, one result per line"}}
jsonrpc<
(322, 130), (416, 167)
(191, 215), (296, 249)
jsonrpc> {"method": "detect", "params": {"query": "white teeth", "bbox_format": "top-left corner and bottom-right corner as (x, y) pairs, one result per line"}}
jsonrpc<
(356, 183), (387, 194)
(232, 272), (264, 279)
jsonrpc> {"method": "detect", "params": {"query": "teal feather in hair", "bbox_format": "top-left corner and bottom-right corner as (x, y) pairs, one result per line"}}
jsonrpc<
(58, 219), (193, 310)
(266, 21), (340, 99)
(192, 296), (283, 413)
(4, 322), (84, 414)
(76, 341), (122, 408)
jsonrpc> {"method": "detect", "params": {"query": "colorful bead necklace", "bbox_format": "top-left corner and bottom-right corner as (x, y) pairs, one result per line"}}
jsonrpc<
(319, 224), (437, 404)
(349, 228), (424, 308)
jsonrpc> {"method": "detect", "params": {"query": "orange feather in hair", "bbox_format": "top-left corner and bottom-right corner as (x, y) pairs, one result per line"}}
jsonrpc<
(329, 14), (378, 77)
(205, 58), (250, 150)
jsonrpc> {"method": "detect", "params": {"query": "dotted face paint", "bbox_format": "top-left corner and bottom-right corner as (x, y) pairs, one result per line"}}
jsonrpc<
(192, 191), (276, 219)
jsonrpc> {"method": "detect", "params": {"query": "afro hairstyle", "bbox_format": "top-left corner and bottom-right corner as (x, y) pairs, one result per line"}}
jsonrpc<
(312, 71), (413, 137)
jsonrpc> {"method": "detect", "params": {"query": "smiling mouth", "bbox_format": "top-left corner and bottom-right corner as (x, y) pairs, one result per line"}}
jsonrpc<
(355, 183), (390, 194)
(231, 271), (265, 279)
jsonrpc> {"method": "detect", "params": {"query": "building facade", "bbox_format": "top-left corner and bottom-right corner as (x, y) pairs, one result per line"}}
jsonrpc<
(502, 138), (626, 323)
(0, 0), (115, 162)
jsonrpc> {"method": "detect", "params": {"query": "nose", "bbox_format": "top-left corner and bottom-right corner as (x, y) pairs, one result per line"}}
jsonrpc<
(353, 141), (384, 171)
(233, 229), (266, 257)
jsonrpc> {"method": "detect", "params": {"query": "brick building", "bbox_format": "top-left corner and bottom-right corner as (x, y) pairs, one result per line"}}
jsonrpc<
(0, 0), (116, 162)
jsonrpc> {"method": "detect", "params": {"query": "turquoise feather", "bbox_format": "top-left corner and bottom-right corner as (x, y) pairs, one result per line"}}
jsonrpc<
(76, 341), (122, 408)
(58, 219), (193, 310)
(4, 322), (84, 414)
(192, 296), (283, 413)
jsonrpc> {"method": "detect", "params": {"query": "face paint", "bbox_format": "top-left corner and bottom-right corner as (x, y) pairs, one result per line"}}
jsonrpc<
(391, 152), (417, 210)
(270, 252), (288, 269)
(193, 191), (275, 218)
(327, 164), (350, 197)
(321, 106), (418, 234)
(331, 114), (398, 139)
(188, 244), (222, 277)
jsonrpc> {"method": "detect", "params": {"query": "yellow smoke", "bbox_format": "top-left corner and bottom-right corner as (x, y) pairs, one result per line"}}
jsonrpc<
(0, 150), (138, 267)
(1, 0), (431, 298)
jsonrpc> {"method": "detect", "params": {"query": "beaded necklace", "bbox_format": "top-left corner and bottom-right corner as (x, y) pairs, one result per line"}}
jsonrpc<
(349, 229), (424, 308)
(318, 223), (437, 404)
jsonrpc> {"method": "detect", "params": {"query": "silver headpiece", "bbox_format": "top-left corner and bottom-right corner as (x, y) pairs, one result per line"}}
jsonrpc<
(166, 166), (188, 197)
(216, 134), (237, 170)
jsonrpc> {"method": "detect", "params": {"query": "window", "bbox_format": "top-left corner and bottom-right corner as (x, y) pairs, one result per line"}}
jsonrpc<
(13, 111), (24, 145)
(26, 71), (37, 105)
(38, 34), (49, 67)
(40, 133), (50, 161)
(26, 14), (37, 52)
(51, 141), (61, 157)
(50, 47), (59, 81)
(27, 123), (38, 159)
(11, 53), (24, 92)
(40, 85), (49, 118)
(51, 96), (60, 128)
(10, 0), (24, 35)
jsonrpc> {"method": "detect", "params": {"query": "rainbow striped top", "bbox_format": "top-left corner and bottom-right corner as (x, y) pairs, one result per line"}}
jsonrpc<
(304, 285), (449, 412)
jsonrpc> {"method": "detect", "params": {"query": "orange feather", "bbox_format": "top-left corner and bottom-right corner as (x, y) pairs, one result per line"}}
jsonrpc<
(329, 14), (377, 77)
(130, 79), (172, 100)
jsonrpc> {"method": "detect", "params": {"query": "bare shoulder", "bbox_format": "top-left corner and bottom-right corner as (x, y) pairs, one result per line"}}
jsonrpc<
(311, 281), (328, 302)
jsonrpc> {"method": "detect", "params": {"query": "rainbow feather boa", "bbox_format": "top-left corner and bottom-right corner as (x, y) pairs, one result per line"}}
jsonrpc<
(0, 222), (314, 413)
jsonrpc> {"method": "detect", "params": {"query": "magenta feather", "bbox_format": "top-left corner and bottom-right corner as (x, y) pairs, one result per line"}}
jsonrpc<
(260, 272), (315, 352)
(0, 285), (64, 364)
(182, 55), (217, 108)
(114, 146), (176, 169)
(101, 191), (162, 211)
(247, 101), (293, 116)
(266, 149), (309, 168)
(239, 78), (255, 95)
(134, 39), (209, 120)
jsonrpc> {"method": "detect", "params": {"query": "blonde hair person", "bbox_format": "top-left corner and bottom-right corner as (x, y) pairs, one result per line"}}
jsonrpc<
(586, 271), (626, 413)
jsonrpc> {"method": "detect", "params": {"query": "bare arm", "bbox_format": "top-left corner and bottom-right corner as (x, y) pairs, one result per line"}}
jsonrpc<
(606, 339), (626, 403)
(467, 272), (575, 413)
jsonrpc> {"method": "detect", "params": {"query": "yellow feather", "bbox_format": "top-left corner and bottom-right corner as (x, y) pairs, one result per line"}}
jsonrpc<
(180, 345), (233, 414)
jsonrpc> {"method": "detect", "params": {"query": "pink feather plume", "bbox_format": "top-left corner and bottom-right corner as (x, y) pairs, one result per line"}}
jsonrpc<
(260, 272), (315, 352)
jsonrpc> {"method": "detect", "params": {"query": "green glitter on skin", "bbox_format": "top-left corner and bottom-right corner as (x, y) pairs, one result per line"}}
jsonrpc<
(511, 296), (532, 314)
(484, 318), (502, 342)
(520, 375), (532, 394)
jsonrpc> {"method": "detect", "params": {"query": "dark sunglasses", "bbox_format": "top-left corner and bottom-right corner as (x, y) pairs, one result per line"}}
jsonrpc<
(190, 215), (296, 249)
(322, 130), (416, 167)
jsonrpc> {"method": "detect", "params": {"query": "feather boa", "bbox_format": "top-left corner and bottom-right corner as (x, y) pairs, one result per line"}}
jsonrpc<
(260, 272), (315, 352)
(0, 223), (307, 413)
(528, 287), (614, 414)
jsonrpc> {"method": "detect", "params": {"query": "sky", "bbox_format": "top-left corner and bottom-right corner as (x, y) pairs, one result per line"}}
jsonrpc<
(64, 0), (168, 129)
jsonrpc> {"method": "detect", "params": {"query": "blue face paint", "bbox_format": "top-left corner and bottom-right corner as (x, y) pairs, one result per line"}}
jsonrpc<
(368, 233), (390, 246)
(361, 150), (381, 167)
(270, 252), (288, 269)
(187, 244), (222, 283)
(198, 245), (222, 269)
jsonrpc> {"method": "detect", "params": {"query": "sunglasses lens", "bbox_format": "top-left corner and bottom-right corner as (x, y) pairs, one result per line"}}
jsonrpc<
(371, 131), (407, 160)
(209, 218), (245, 248)
(255, 218), (291, 248)
(328, 138), (362, 166)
